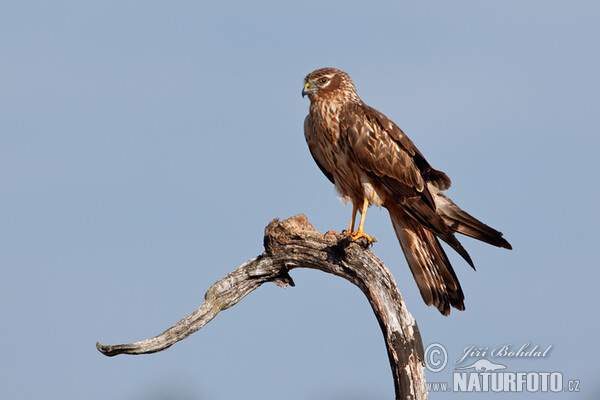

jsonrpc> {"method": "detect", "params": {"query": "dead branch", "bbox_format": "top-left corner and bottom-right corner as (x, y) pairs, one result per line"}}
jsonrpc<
(96, 214), (428, 400)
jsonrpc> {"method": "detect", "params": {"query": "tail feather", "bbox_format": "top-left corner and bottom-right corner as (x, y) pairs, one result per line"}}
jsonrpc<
(403, 197), (476, 270)
(429, 184), (512, 250)
(388, 203), (465, 315)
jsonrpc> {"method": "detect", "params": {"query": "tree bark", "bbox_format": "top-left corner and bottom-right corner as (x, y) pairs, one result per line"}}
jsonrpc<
(97, 214), (428, 400)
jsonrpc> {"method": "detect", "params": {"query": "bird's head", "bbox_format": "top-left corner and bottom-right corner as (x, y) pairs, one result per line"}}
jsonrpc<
(302, 68), (359, 103)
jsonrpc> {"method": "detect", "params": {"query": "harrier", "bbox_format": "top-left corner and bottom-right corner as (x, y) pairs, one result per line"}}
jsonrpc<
(302, 67), (511, 315)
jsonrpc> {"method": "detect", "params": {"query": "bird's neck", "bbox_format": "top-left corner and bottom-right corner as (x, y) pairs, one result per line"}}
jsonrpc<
(311, 92), (358, 119)
(310, 99), (342, 130)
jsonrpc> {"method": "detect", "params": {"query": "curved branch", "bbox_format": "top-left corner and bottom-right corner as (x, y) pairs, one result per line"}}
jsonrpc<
(97, 214), (427, 400)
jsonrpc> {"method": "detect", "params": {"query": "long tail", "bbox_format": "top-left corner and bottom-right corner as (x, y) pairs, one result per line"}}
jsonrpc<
(387, 202), (465, 315)
(429, 184), (512, 250)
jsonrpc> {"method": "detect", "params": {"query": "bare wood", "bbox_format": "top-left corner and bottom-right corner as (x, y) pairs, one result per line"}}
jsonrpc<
(97, 214), (428, 400)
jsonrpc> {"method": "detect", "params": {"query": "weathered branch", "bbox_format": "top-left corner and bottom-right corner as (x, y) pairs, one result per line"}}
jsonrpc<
(97, 214), (427, 400)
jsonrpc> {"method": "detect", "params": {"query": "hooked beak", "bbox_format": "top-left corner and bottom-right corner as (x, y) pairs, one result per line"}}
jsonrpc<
(302, 82), (311, 98)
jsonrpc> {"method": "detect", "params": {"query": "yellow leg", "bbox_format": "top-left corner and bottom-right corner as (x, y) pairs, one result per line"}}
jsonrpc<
(343, 202), (359, 234)
(351, 199), (373, 242)
(325, 202), (359, 237)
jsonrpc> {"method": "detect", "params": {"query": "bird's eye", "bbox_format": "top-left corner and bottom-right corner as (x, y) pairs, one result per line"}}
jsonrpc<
(320, 77), (328, 83)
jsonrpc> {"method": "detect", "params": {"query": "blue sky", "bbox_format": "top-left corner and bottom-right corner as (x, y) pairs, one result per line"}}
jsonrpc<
(1, 1), (598, 399)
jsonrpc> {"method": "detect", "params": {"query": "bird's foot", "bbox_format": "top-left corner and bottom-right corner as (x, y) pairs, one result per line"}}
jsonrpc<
(350, 229), (374, 244)
(325, 229), (375, 245)
(325, 229), (354, 237)
(324, 230), (342, 238)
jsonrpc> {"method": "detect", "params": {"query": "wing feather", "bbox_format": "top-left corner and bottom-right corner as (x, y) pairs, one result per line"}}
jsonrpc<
(429, 184), (512, 249)
(339, 103), (451, 192)
(354, 104), (451, 190)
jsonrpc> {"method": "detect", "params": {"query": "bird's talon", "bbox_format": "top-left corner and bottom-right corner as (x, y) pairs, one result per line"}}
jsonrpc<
(351, 230), (374, 244)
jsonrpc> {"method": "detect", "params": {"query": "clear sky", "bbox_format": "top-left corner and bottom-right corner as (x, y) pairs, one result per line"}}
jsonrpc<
(1, 1), (598, 399)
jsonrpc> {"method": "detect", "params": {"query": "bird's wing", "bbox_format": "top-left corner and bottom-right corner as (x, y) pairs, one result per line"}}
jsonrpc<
(429, 183), (512, 249)
(340, 103), (451, 191)
(339, 102), (475, 269)
(304, 115), (334, 184)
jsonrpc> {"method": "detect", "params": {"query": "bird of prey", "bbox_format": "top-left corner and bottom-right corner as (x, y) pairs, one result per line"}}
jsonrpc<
(302, 67), (511, 315)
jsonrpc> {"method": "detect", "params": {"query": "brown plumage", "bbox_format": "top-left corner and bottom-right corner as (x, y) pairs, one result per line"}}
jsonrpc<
(302, 67), (511, 315)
